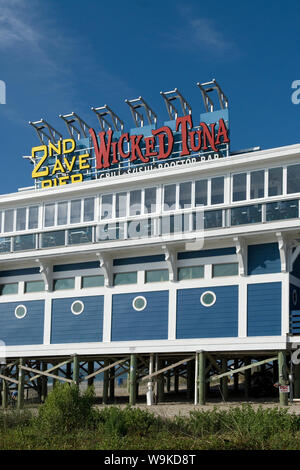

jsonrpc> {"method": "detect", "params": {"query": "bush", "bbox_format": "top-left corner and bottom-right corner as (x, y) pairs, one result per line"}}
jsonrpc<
(34, 383), (96, 434)
(97, 406), (160, 437)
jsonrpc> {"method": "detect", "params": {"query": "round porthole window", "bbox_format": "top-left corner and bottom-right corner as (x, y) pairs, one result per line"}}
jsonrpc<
(200, 291), (216, 307)
(293, 289), (298, 307)
(71, 300), (84, 315)
(132, 296), (147, 311)
(15, 305), (27, 319)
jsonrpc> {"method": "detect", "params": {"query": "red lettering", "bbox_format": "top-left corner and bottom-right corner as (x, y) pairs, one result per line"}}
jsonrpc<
(176, 115), (193, 156)
(215, 118), (230, 145)
(130, 134), (149, 163)
(111, 141), (118, 164)
(144, 136), (158, 157)
(200, 122), (217, 152)
(118, 133), (130, 158)
(89, 128), (112, 169)
(152, 126), (174, 159)
(189, 130), (202, 152)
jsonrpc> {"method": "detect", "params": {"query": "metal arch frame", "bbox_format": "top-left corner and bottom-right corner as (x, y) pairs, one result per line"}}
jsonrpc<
(59, 112), (90, 140)
(91, 104), (124, 132)
(197, 78), (229, 112)
(125, 96), (157, 128)
(29, 119), (63, 145)
(160, 88), (192, 120)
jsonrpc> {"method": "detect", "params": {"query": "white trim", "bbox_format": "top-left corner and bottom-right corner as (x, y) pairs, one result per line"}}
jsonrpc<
(132, 295), (147, 312)
(200, 291), (216, 307)
(102, 292), (112, 343)
(43, 297), (52, 345)
(14, 304), (27, 319)
(168, 285), (176, 340)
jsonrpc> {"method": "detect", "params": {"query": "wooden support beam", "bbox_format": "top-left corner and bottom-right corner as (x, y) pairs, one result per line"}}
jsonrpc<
(221, 358), (228, 401)
(0, 373), (18, 385)
(278, 351), (288, 406)
(87, 362), (94, 387)
(73, 355), (79, 386)
(209, 356), (278, 383)
(29, 359), (72, 382)
(205, 352), (222, 374)
(83, 358), (128, 382)
(17, 358), (25, 410)
(198, 351), (205, 405)
(102, 359), (109, 405)
(140, 356), (194, 382)
(20, 365), (74, 384)
(129, 354), (137, 406)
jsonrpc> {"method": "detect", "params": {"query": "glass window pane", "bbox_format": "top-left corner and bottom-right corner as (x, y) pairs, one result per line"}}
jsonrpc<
(4, 210), (14, 232)
(0, 283), (18, 295)
(41, 230), (65, 248)
(82, 275), (104, 288)
(57, 202), (68, 226)
(53, 278), (75, 291)
(14, 234), (36, 251)
(213, 263), (239, 277)
(266, 200), (298, 221)
(25, 280), (45, 293)
(211, 177), (224, 205)
(268, 167), (283, 197)
(178, 266), (204, 280)
(145, 188), (156, 214)
(203, 210), (223, 229)
(231, 205), (262, 225)
(116, 192), (127, 218)
(179, 182), (191, 209)
(232, 173), (246, 202)
(164, 184), (176, 211)
(16, 208), (26, 231)
(195, 180), (207, 206)
(113, 272), (137, 285)
(145, 269), (169, 283)
(287, 164), (300, 194)
(70, 200), (81, 224)
(127, 218), (154, 239)
(101, 194), (113, 220)
(250, 170), (264, 199)
(28, 206), (39, 229)
(83, 198), (94, 222)
(0, 237), (11, 253)
(130, 190), (141, 216)
(44, 204), (55, 227)
(68, 227), (93, 245)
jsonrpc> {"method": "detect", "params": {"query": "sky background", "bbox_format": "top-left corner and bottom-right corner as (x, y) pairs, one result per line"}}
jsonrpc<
(0, 0), (300, 194)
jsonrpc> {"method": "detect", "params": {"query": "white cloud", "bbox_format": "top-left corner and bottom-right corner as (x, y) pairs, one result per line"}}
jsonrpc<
(0, 0), (40, 49)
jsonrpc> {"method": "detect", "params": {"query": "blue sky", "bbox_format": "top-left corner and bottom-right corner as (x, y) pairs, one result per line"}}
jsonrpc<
(0, 0), (300, 194)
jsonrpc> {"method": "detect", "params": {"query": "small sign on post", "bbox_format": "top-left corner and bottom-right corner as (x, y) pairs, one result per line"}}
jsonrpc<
(279, 385), (290, 393)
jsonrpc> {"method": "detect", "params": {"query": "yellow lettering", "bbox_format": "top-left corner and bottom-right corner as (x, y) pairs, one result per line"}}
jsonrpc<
(31, 145), (49, 178)
(59, 176), (69, 185)
(78, 153), (90, 170)
(63, 156), (76, 172)
(48, 140), (62, 157)
(62, 139), (76, 154)
(41, 179), (53, 188)
(52, 158), (66, 175)
(71, 174), (83, 184)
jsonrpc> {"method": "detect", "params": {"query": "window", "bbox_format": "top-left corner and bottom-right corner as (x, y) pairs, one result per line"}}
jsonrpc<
(57, 202), (68, 225)
(145, 187), (156, 214)
(195, 180), (207, 206)
(15, 305), (27, 319)
(0, 237), (11, 253)
(178, 266), (204, 280)
(113, 272), (137, 286)
(81, 275), (104, 288)
(287, 164), (300, 194)
(268, 167), (283, 197)
(83, 198), (94, 222)
(116, 192), (127, 218)
(179, 182), (192, 209)
(231, 205), (262, 225)
(16, 208), (26, 231)
(132, 296), (147, 311)
(0, 283), (18, 295)
(41, 230), (65, 248)
(200, 291), (216, 307)
(68, 227), (93, 245)
(232, 173), (246, 202)
(28, 206), (39, 229)
(250, 170), (264, 199)
(71, 300), (84, 315)
(145, 269), (169, 283)
(70, 200), (81, 224)
(211, 177), (224, 205)
(212, 263), (239, 277)
(4, 209), (14, 233)
(25, 280), (45, 293)
(130, 190), (141, 216)
(101, 194), (113, 220)
(13, 234), (36, 251)
(164, 184), (176, 211)
(53, 278), (75, 291)
(266, 200), (298, 221)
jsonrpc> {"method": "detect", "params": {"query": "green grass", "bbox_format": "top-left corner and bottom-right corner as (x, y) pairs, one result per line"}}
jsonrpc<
(0, 383), (299, 449)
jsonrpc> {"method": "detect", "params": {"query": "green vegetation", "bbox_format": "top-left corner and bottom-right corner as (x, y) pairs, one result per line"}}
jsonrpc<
(0, 383), (299, 449)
